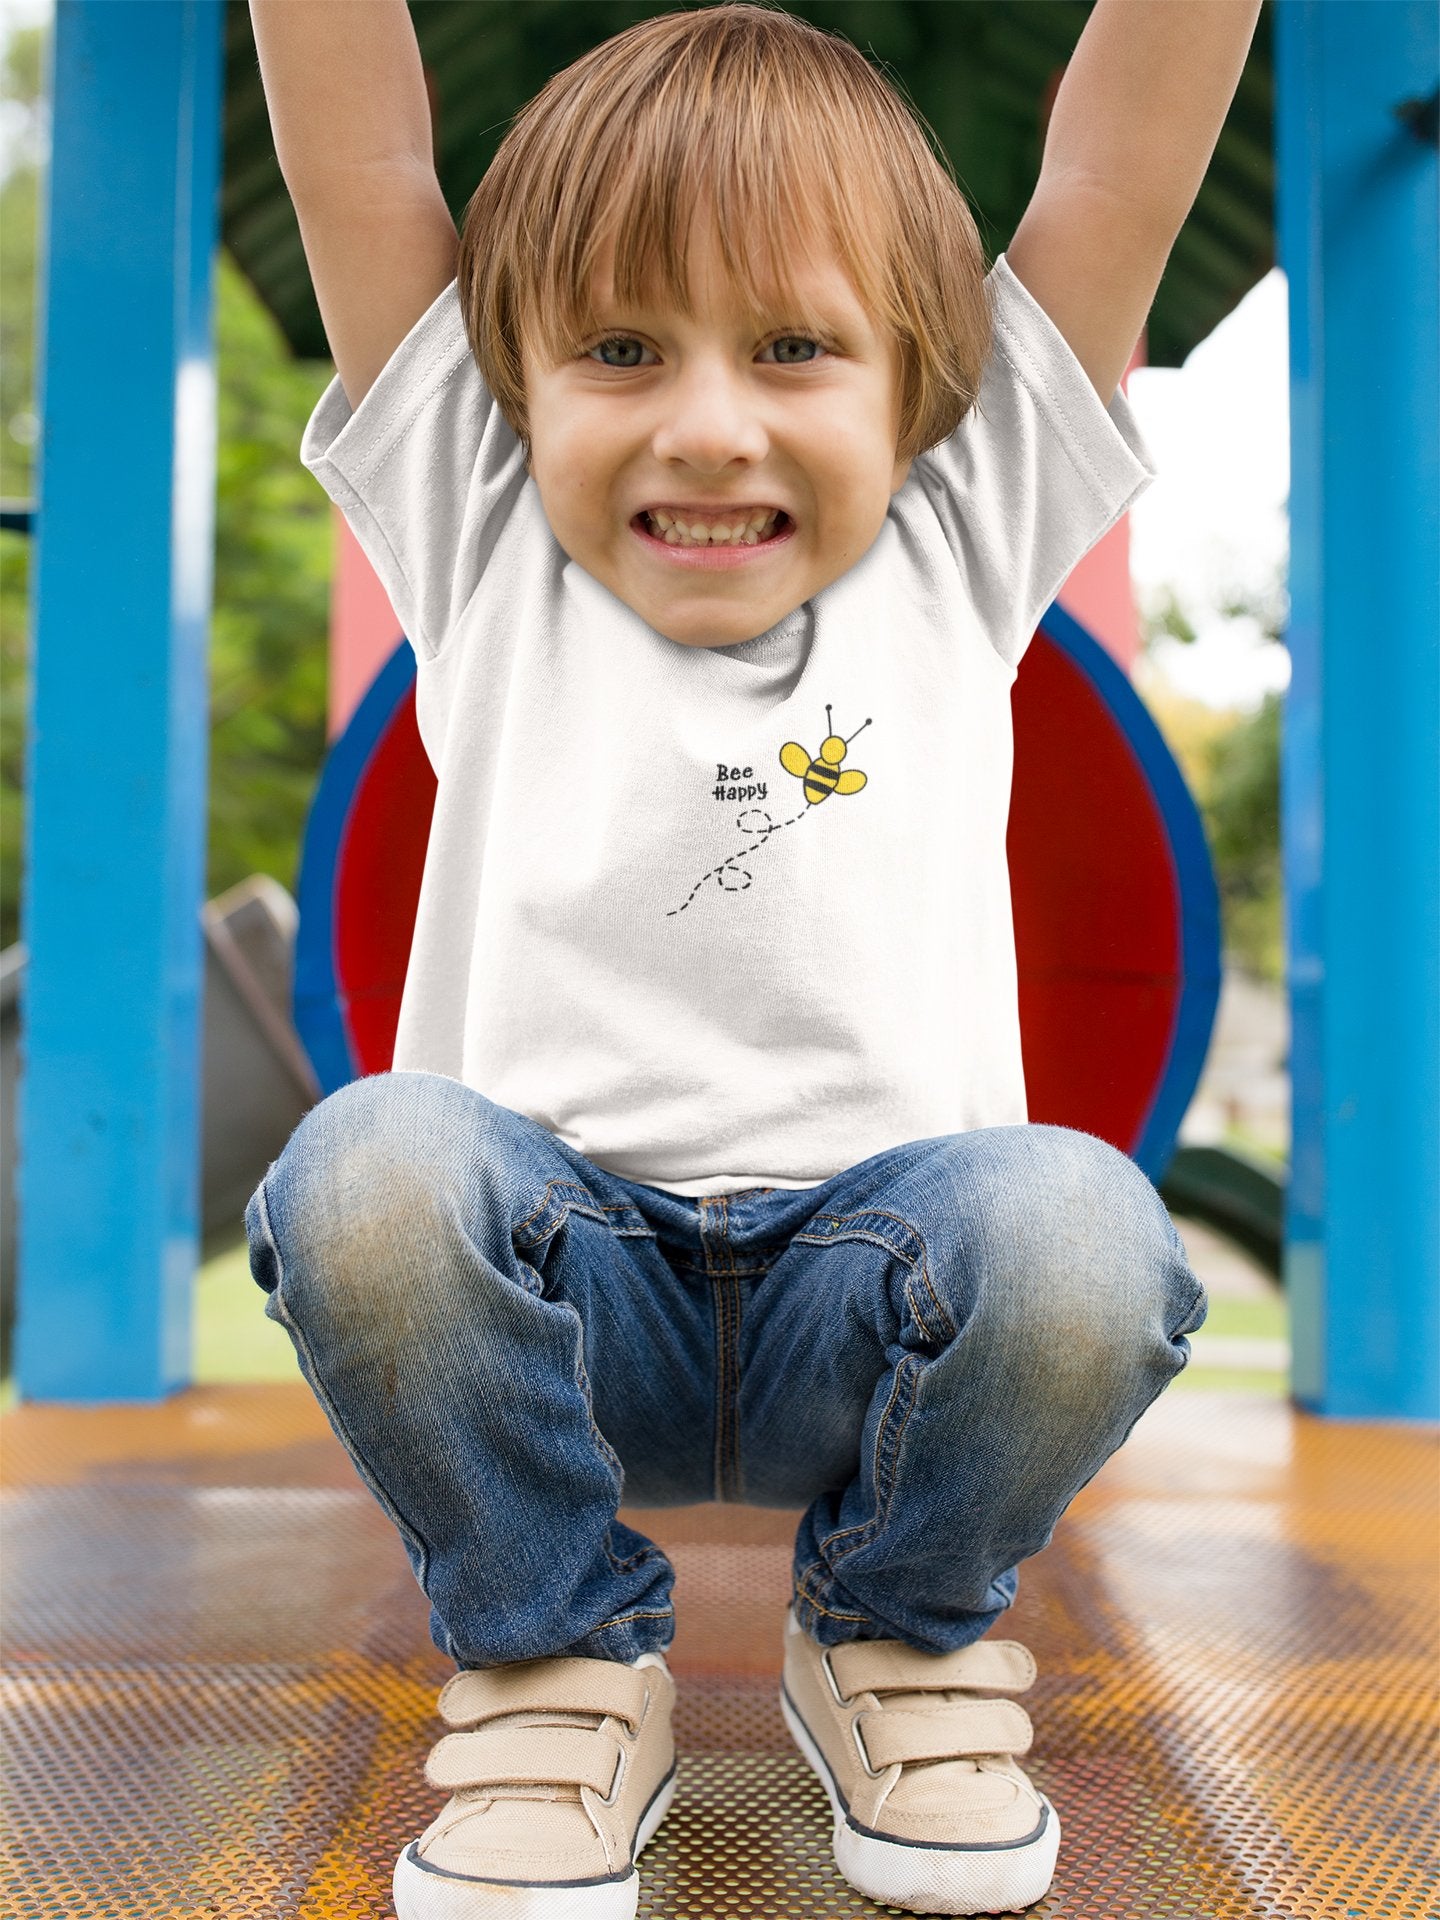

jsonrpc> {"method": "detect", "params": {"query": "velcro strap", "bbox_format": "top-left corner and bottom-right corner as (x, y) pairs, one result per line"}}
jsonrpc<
(439, 1660), (651, 1732)
(857, 1701), (1034, 1770)
(828, 1638), (1036, 1701)
(425, 1723), (623, 1795)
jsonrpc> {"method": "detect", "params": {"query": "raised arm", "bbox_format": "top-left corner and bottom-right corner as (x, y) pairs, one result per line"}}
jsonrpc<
(249, 0), (459, 408)
(1006, 0), (1266, 406)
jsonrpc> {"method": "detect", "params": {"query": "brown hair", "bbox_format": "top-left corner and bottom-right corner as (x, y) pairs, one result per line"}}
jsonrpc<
(455, 2), (991, 466)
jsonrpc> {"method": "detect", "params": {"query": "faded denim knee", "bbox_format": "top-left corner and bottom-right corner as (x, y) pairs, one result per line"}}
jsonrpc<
(242, 1071), (532, 1363)
(909, 1123), (1207, 1412)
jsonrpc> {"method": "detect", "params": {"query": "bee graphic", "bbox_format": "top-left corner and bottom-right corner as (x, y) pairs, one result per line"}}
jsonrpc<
(779, 705), (872, 804)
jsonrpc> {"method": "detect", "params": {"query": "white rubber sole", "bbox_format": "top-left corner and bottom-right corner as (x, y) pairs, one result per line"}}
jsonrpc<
(391, 1768), (677, 1920)
(781, 1690), (1061, 1917)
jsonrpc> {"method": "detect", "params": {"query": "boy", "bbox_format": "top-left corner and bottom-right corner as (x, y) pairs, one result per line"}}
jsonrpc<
(246, 3), (1262, 1915)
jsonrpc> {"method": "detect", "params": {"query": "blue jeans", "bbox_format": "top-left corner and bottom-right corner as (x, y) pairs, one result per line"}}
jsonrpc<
(245, 1070), (1206, 1669)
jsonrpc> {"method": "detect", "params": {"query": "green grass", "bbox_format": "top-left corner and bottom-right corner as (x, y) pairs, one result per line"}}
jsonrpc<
(193, 1234), (300, 1383)
(1171, 1367), (1287, 1395)
(1194, 1292), (1288, 1341)
(1220, 1121), (1289, 1170)
(1177, 1283), (1288, 1396)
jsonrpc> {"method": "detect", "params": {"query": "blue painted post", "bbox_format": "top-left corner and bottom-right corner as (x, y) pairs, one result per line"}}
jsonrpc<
(16, 1), (225, 1400)
(1276, 2), (1439, 1418)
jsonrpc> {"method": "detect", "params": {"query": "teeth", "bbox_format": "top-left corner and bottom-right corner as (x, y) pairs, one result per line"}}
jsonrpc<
(646, 507), (782, 546)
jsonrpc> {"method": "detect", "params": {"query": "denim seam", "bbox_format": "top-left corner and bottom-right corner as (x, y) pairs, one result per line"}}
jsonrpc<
(812, 1351), (913, 1555)
(592, 1606), (675, 1636)
(871, 1205), (956, 1344)
(253, 1178), (436, 1591)
(572, 1331), (624, 1485)
(796, 1589), (869, 1625)
(914, 1246), (956, 1344)
(700, 1195), (745, 1503)
(721, 1197), (743, 1500)
(868, 1352), (924, 1539)
(793, 1211), (957, 1345)
(603, 1539), (664, 1576)
(514, 1179), (597, 1241)
(774, 1195), (964, 1622)
(668, 1258), (776, 1278)
(903, 1277), (941, 1347)
(516, 1206), (638, 1484)
(808, 1351), (924, 1567)
(514, 1182), (656, 1251)
(793, 1354), (926, 1633)
(701, 1198), (721, 1499)
(800, 1205), (924, 1257)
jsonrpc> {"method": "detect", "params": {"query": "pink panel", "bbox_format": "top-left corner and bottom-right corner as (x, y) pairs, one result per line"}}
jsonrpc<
(328, 512), (406, 743)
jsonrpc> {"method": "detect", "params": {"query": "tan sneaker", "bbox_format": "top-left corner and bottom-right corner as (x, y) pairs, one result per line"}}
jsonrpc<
(780, 1611), (1059, 1915)
(392, 1652), (676, 1920)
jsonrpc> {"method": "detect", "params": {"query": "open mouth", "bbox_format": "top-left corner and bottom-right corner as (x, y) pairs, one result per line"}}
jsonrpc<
(633, 507), (792, 549)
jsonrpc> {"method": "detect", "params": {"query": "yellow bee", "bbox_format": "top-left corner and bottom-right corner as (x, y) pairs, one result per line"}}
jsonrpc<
(779, 706), (872, 804)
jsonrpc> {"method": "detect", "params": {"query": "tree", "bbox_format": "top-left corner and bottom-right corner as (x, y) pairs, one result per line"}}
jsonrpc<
(207, 252), (332, 906)
(1, 24), (46, 946)
(1140, 570), (1287, 984)
(0, 20), (334, 953)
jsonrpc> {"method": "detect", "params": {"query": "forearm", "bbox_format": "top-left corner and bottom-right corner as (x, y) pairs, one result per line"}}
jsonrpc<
(1040, 0), (1264, 231)
(249, 0), (437, 194)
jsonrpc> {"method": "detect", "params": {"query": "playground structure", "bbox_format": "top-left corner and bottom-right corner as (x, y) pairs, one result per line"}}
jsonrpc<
(17, 0), (1436, 1418)
(3, 4), (1437, 1917)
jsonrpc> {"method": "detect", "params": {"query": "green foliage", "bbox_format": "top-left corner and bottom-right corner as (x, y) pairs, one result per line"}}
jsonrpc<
(0, 17), (41, 113)
(0, 158), (37, 502)
(1, 25), (44, 945)
(0, 4), (334, 947)
(0, 534), (25, 941)
(1, 23), (42, 500)
(1144, 584), (1200, 649)
(0, 10), (1284, 988)
(1203, 689), (1284, 982)
(1141, 571), (1287, 985)
(207, 251), (333, 905)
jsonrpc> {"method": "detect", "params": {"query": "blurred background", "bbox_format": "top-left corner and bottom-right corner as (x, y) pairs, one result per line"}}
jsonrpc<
(7, 6), (1437, 1910)
(0, 1), (1290, 1395)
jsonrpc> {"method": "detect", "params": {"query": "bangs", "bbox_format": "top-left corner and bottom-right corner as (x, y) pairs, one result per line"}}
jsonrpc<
(521, 76), (899, 367)
(457, 3), (990, 463)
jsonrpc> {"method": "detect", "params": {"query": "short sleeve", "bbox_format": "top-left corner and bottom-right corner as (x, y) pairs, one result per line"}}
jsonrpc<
(298, 280), (529, 661)
(914, 251), (1158, 670)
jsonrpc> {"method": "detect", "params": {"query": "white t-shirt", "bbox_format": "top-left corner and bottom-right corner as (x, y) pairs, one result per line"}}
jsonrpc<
(299, 253), (1157, 1196)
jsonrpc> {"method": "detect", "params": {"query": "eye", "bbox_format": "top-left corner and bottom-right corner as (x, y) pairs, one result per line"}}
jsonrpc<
(760, 335), (830, 366)
(586, 335), (653, 369)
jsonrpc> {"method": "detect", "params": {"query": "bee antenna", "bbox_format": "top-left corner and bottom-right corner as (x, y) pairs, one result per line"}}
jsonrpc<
(845, 717), (872, 743)
(825, 704), (833, 731)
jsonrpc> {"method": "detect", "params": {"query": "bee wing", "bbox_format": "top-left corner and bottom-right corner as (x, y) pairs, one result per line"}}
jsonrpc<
(835, 768), (867, 794)
(779, 742), (812, 779)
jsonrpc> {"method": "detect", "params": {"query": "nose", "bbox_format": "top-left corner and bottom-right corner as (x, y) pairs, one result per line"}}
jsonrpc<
(649, 354), (769, 473)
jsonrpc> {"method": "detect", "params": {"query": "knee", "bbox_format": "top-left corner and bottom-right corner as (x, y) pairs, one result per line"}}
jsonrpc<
(928, 1124), (1206, 1360)
(244, 1071), (513, 1320)
(1030, 1124), (1201, 1323)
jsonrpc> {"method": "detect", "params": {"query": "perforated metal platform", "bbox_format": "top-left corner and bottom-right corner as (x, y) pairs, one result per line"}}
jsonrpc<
(2, 1384), (1436, 1918)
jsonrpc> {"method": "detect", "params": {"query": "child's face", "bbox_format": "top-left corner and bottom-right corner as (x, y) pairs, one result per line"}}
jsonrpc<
(522, 215), (913, 650)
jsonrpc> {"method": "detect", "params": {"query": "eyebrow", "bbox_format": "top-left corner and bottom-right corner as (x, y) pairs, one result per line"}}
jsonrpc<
(586, 296), (863, 340)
